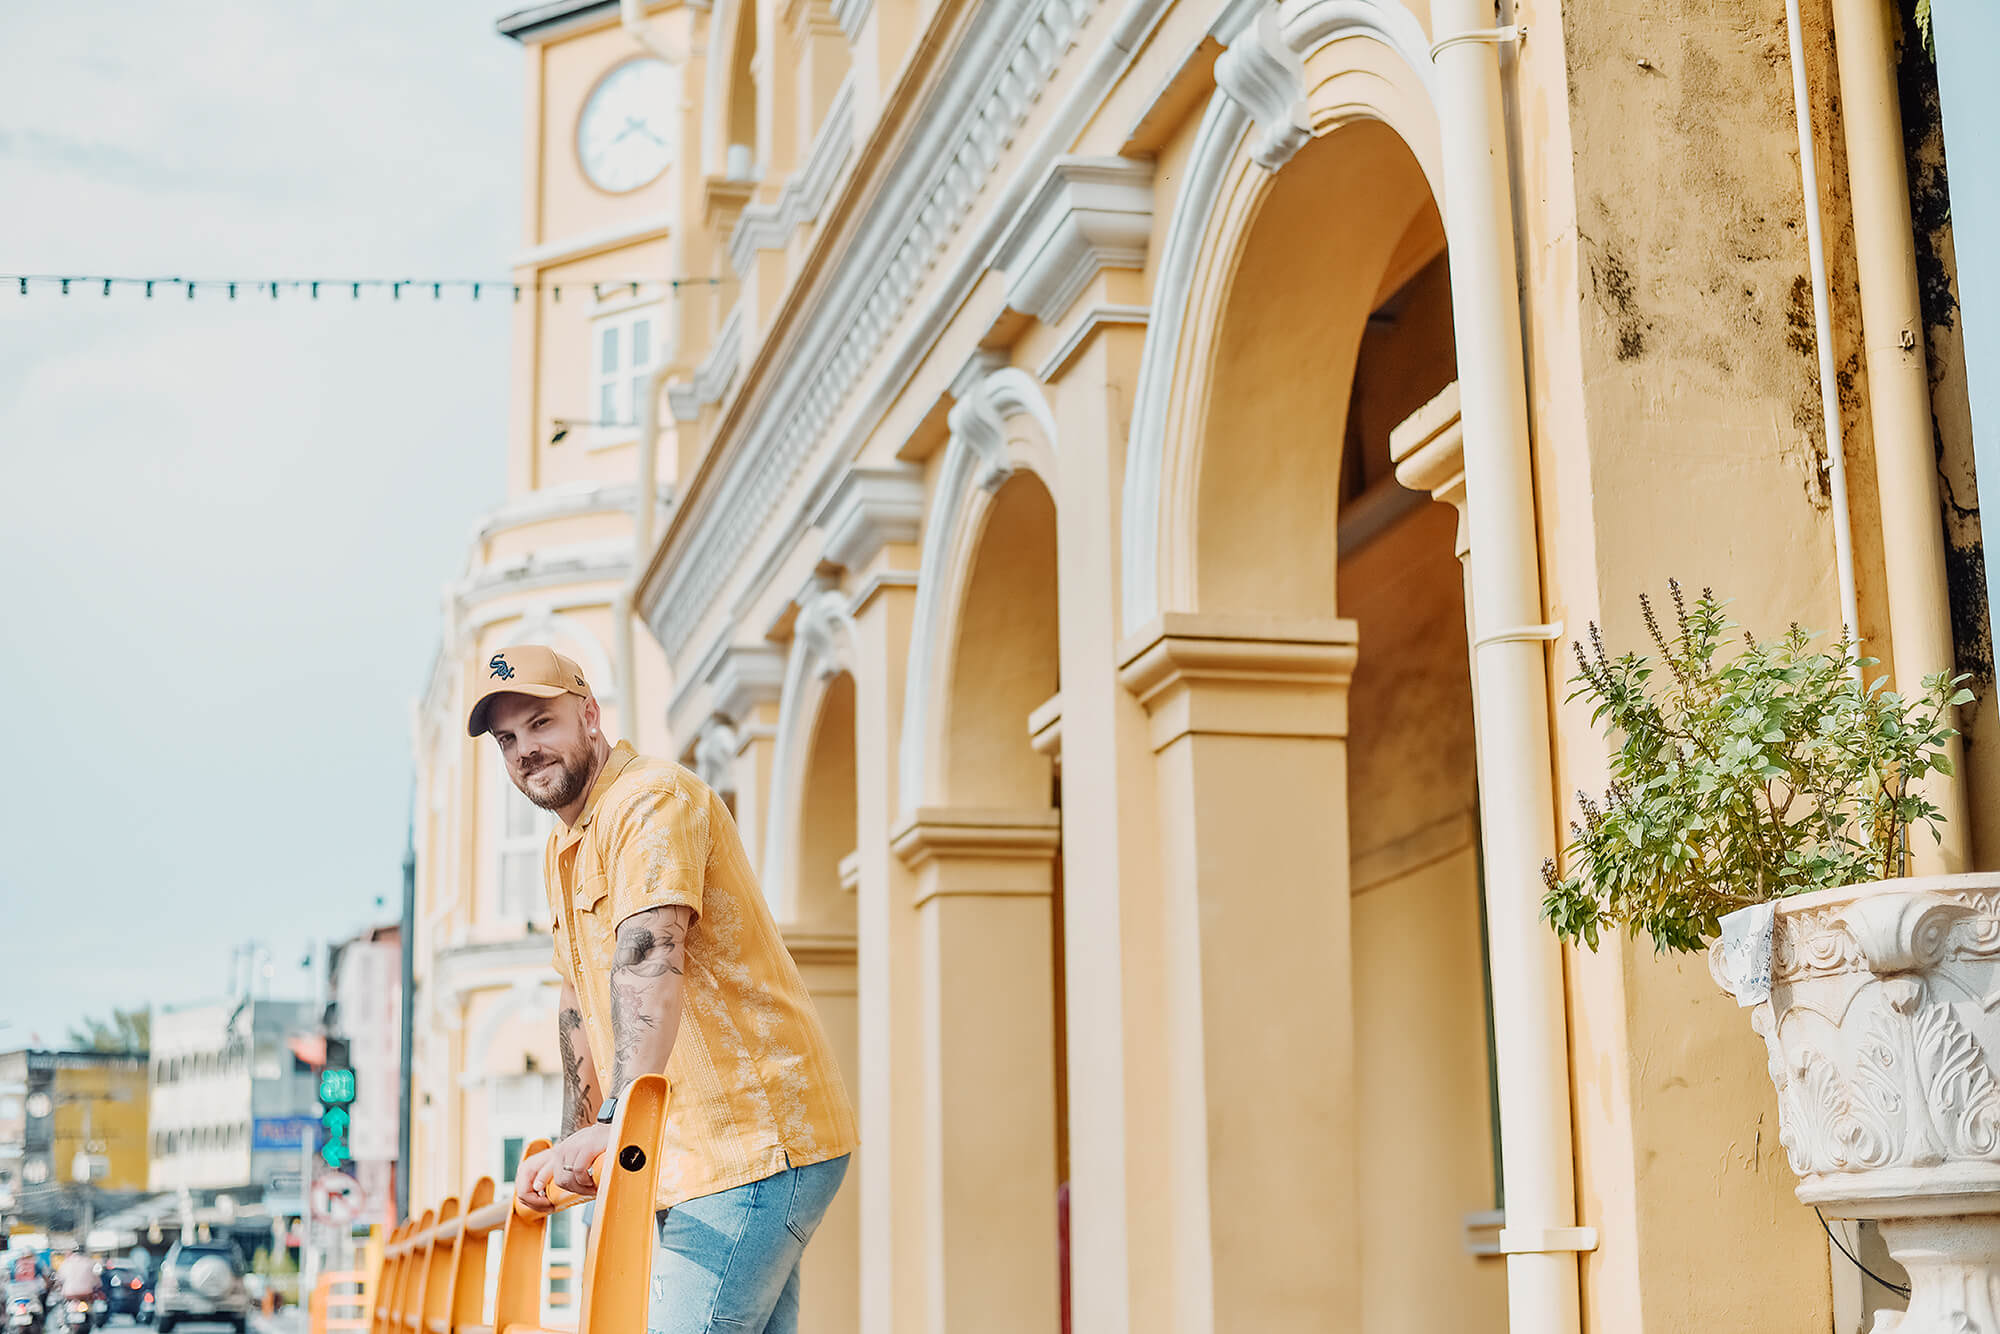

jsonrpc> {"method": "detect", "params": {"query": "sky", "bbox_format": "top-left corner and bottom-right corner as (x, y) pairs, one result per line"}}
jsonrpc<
(0, 3), (524, 1047)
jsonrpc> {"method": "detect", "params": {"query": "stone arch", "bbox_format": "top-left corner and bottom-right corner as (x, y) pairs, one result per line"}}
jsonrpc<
(760, 588), (857, 919)
(1118, 2), (1445, 636)
(897, 367), (1061, 816)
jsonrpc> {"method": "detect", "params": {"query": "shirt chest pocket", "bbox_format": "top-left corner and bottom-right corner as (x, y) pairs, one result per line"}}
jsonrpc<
(572, 868), (613, 949)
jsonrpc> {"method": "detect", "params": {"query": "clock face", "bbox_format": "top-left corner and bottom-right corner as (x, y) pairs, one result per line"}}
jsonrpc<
(578, 58), (675, 193)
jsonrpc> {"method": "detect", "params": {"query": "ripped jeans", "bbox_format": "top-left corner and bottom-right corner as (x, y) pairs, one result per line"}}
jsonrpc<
(645, 1154), (850, 1334)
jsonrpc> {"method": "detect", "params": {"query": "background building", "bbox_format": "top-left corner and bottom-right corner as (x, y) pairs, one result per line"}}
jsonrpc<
(326, 925), (404, 1229)
(0, 1049), (150, 1238)
(147, 999), (319, 1205)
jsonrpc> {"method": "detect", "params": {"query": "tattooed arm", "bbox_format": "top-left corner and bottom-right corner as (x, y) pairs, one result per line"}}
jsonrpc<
(556, 980), (601, 1134)
(607, 904), (693, 1097)
(519, 979), (604, 1211)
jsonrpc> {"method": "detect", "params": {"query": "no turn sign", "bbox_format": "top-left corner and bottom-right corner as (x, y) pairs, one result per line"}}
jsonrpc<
(310, 1171), (363, 1223)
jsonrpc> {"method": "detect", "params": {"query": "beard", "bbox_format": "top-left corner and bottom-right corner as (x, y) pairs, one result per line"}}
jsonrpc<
(517, 745), (592, 811)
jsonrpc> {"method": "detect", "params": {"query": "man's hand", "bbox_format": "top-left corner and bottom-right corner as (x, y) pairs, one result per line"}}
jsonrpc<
(514, 1144), (559, 1213)
(538, 1123), (614, 1203)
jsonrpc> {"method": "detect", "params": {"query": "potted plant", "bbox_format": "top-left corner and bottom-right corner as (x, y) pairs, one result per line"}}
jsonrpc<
(1541, 583), (1982, 1332)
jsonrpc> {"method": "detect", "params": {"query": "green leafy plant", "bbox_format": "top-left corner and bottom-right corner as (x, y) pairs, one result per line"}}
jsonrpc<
(1540, 582), (1970, 954)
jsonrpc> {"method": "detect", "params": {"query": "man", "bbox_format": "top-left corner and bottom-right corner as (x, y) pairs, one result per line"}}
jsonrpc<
(468, 645), (856, 1334)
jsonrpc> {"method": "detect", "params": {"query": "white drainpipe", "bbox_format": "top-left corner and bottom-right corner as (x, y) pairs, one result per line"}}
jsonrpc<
(1783, 0), (1864, 665)
(1429, 4), (1591, 1332)
(1824, 0), (1969, 872)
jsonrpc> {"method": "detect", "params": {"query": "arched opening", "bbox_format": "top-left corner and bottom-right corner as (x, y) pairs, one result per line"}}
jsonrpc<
(919, 467), (1068, 1329)
(1167, 115), (1502, 1331)
(725, 0), (759, 179)
(942, 473), (1062, 805)
(796, 670), (859, 930)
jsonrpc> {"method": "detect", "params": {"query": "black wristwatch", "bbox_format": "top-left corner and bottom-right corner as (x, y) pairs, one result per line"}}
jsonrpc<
(595, 1094), (619, 1126)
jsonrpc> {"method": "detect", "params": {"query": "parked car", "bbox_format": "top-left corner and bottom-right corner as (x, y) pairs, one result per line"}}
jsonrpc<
(153, 1245), (246, 1334)
(102, 1267), (153, 1324)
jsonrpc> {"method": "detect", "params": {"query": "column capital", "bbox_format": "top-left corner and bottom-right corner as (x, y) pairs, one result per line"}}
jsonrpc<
(993, 155), (1156, 326)
(1389, 381), (1467, 560)
(813, 464), (926, 571)
(1117, 612), (1358, 752)
(890, 807), (1062, 903)
(705, 642), (788, 725)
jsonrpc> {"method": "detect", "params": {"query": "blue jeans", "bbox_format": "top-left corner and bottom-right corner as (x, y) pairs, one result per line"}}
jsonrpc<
(646, 1154), (850, 1334)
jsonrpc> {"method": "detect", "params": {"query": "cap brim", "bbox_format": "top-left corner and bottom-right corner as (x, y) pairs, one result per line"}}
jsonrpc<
(466, 682), (569, 737)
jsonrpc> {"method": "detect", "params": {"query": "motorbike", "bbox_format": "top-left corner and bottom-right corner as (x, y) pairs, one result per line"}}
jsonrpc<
(61, 1295), (94, 1334)
(3, 1284), (41, 1334)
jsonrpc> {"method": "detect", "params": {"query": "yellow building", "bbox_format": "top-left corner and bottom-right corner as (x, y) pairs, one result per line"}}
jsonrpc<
(0, 1050), (150, 1235)
(416, 0), (1999, 1330)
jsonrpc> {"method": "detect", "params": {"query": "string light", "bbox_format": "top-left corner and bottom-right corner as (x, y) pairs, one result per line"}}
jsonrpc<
(1, 274), (723, 303)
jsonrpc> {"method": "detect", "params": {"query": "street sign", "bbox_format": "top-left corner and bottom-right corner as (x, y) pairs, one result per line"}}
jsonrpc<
(309, 1171), (362, 1224)
(253, 1116), (319, 1151)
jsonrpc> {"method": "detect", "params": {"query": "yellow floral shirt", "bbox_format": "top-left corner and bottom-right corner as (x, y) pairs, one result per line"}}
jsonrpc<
(545, 741), (858, 1209)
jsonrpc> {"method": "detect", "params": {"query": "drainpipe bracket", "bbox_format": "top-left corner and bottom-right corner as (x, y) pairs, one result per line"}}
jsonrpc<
(1472, 620), (1565, 651)
(1430, 24), (1527, 62)
(1497, 1224), (1599, 1255)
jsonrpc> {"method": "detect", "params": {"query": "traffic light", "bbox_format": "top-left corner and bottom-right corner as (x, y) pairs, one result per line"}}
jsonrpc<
(319, 1037), (355, 1171)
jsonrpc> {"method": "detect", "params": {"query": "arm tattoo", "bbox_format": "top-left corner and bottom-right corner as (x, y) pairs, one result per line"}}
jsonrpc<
(557, 1007), (596, 1134)
(607, 905), (691, 1095)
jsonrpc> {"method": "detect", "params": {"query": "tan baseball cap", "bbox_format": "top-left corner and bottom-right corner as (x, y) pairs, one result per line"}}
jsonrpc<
(467, 644), (594, 737)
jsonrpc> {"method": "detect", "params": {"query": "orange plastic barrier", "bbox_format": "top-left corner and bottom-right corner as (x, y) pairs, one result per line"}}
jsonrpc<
(308, 1271), (372, 1334)
(374, 1075), (667, 1334)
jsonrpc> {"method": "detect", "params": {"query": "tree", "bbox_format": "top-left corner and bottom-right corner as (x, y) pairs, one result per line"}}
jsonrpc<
(67, 1007), (149, 1054)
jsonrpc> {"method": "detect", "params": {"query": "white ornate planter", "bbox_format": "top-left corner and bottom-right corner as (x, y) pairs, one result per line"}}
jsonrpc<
(1719, 872), (2000, 1332)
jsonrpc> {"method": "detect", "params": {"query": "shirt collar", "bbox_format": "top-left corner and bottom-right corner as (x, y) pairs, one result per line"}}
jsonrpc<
(555, 741), (639, 850)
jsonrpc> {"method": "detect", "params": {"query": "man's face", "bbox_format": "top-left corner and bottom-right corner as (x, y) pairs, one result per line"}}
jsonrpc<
(486, 693), (595, 811)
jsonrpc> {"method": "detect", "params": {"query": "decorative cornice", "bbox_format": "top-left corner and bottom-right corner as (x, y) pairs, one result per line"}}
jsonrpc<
(993, 155), (1155, 325)
(669, 302), (744, 421)
(890, 806), (1063, 871)
(1388, 381), (1467, 559)
(705, 642), (788, 723)
(644, 0), (1103, 658)
(782, 925), (860, 966)
(1213, 4), (1310, 171)
(812, 464), (927, 569)
(1036, 302), (1149, 382)
(1117, 612), (1359, 751)
(729, 77), (857, 278)
(838, 850), (862, 894)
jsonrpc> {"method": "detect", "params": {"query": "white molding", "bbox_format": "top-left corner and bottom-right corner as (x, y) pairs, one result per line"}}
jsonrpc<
(454, 540), (633, 608)
(813, 464), (928, 569)
(511, 213), (675, 270)
(830, 0), (870, 40)
(994, 155), (1155, 324)
(1035, 301), (1149, 381)
(670, 300), (745, 421)
(643, 0), (1111, 658)
(705, 642), (788, 723)
(693, 718), (740, 792)
(1213, 5), (1310, 171)
(1120, 0), (1436, 636)
(729, 77), (858, 278)
(473, 479), (673, 544)
(896, 367), (1060, 818)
